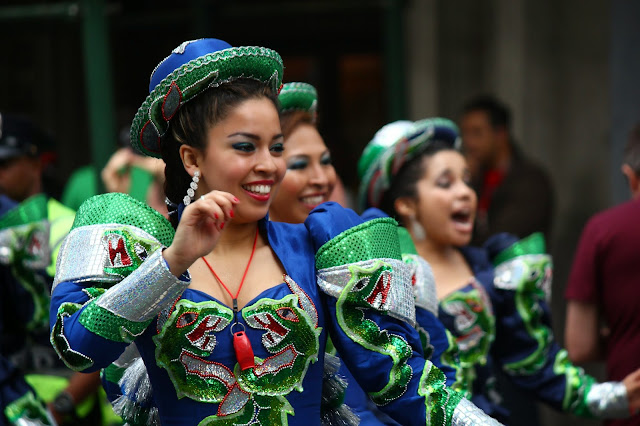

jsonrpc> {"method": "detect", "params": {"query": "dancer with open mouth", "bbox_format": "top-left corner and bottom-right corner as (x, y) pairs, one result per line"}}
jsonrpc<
(358, 118), (640, 424)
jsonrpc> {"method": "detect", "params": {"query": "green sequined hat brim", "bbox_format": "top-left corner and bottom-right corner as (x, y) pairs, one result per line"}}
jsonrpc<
(131, 46), (284, 158)
(278, 82), (318, 116)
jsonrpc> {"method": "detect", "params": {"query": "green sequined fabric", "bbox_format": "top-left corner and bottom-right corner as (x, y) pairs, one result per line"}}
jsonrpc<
(278, 82), (317, 114)
(4, 390), (53, 425)
(492, 232), (546, 266)
(79, 301), (150, 343)
(0, 194), (48, 230)
(315, 218), (401, 270)
(397, 226), (417, 255)
(72, 193), (174, 247)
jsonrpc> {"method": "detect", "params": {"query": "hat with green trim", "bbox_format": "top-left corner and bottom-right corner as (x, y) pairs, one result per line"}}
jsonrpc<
(278, 82), (318, 120)
(131, 38), (284, 158)
(357, 117), (461, 211)
(491, 232), (546, 266)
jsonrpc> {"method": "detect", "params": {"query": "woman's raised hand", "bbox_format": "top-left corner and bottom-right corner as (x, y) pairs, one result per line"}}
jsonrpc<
(163, 190), (239, 276)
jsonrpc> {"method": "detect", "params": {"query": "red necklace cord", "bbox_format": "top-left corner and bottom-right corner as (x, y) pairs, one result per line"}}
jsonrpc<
(201, 226), (259, 313)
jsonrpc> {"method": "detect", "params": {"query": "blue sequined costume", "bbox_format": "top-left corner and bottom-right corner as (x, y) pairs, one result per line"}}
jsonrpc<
(50, 195), (501, 426)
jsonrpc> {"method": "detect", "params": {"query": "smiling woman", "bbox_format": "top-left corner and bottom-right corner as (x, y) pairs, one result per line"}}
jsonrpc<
(270, 82), (337, 224)
(48, 39), (502, 426)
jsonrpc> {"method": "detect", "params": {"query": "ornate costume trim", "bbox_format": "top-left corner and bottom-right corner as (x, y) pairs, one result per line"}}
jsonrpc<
(417, 361), (463, 426)
(4, 390), (54, 426)
(320, 259), (414, 405)
(585, 381), (629, 418)
(492, 232), (546, 266)
(553, 349), (595, 416)
(403, 253), (439, 315)
(50, 302), (94, 371)
(451, 395), (502, 426)
(440, 279), (495, 368)
(317, 258), (416, 326)
(53, 223), (164, 292)
(0, 221), (51, 269)
(493, 254), (552, 301)
(315, 217), (402, 270)
(494, 254), (554, 374)
(153, 290), (319, 425)
(70, 192), (175, 246)
(76, 249), (189, 343)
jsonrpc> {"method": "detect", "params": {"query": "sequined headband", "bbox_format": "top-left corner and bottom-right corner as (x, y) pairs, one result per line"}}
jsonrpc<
(357, 118), (461, 212)
(278, 82), (318, 120)
(131, 38), (284, 158)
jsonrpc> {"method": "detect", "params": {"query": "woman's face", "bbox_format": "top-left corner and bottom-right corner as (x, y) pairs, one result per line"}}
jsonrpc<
(413, 150), (477, 248)
(269, 123), (337, 223)
(196, 97), (286, 223)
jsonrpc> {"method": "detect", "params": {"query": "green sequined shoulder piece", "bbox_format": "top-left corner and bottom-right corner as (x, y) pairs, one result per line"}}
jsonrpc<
(72, 193), (174, 247)
(0, 194), (48, 230)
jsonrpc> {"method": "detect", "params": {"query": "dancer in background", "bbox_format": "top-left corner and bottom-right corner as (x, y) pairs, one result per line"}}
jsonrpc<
(357, 118), (640, 424)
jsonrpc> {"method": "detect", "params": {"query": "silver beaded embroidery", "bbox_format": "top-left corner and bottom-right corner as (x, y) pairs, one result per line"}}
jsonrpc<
(52, 224), (163, 292)
(317, 258), (416, 326)
(452, 397), (504, 425)
(586, 381), (629, 418)
(403, 253), (439, 316)
(94, 250), (189, 322)
(284, 275), (319, 327)
(218, 384), (251, 416)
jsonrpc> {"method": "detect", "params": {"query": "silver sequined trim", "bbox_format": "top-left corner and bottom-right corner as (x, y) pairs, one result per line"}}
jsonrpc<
(0, 221), (51, 269)
(452, 397), (503, 425)
(586, 381), (629, 418)
(317, 258), (416, 326)
(493, 254), (552, 301)
(52, 224), (162, 293)
(403, 253), (439, 316)
(94, 250), (190, 322)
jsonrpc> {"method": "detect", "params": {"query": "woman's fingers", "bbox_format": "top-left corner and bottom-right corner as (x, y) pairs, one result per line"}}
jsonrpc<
(199, 190), (239, 223)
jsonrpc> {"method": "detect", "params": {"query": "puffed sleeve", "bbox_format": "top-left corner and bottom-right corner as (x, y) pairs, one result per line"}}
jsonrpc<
(363, 208), (467, 391)
(488, 233), (629, 419)
(49, 193), (190, 372)
(306, 202), (501, 425)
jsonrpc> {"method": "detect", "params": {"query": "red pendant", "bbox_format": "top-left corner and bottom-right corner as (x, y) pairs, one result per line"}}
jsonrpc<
(233, 331), (255, 371)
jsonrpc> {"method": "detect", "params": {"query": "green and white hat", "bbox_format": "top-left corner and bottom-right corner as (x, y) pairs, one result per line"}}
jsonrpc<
(131, 38), (284, 158)
(278, 82), (318, 121)
(357, 118), (461, 211)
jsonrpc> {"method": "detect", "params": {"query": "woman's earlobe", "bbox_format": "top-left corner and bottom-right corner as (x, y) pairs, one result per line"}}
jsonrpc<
(394, 197), (416, 218)
(179, 145), (200, 175)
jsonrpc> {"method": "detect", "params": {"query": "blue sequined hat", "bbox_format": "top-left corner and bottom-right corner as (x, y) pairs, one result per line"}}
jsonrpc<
(357, 118), (461, 211)
(131, 38), (284, 158)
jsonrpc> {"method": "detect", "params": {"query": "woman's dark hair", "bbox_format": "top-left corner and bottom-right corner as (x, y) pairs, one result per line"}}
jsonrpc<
(378, 140), (458, 225)
(160, 78), (279, 227)
(279, 110), (315, 140)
